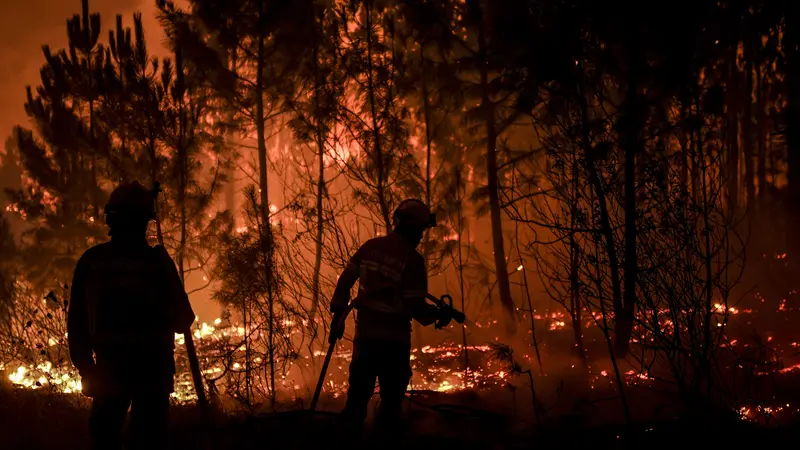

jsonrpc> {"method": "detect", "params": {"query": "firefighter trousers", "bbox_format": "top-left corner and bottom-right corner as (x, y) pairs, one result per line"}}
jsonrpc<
(89, 392), (170, 450)
(342, 338), (412, 422)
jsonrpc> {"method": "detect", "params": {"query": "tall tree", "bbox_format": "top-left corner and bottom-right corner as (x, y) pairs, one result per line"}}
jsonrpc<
(280, 1), (343, 327)
(469, 0), (516, 326)
(785, 6), (800, 258)
(334, 1), (421, 231)
(64, 0), (105, 216)
(616, 5), (642, 357)
(160, 0), (308, 408)
(424, 0), (538, 327)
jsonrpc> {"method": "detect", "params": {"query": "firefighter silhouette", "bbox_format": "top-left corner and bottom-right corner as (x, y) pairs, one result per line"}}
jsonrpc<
(330, 199), (448, 423)
(68, 181), (195, 450)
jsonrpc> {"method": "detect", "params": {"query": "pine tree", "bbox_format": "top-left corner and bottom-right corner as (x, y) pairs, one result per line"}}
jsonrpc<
(159, 0), (308, 408)
(7, 6), (107, 286)
(279, 1), (344, 328)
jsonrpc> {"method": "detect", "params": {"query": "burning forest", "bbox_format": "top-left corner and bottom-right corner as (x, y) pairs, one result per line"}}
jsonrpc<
(2, 0), (800, 448)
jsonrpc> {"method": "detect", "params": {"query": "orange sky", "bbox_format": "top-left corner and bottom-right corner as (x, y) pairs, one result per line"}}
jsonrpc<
(0, 0), (166, 174)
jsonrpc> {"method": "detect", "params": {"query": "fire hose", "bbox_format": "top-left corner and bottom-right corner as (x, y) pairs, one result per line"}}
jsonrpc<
(308, 293), (467, 412)
(424, 293), (467, 329)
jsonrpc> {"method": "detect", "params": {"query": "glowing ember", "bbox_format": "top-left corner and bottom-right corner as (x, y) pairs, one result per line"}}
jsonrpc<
(2, 296), (798, 417)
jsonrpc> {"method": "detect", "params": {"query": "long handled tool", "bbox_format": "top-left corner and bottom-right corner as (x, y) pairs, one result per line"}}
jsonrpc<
(309, 336), (337, 412)
(182, 328), (208, 407)
(152, 182), (208, 409)
(310, 305), (353, 412)
(154, 243), (209, 409)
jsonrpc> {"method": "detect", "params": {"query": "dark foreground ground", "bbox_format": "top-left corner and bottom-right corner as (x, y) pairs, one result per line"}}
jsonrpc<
(2, 387), (800, 450)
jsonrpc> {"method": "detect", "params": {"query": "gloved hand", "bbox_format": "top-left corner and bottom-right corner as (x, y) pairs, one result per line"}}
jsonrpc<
(329, 311), (346, 344)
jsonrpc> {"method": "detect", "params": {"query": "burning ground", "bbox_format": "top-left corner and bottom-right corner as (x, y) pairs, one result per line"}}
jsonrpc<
(3, 256), (800, 433)
(3, 261), (800, 449)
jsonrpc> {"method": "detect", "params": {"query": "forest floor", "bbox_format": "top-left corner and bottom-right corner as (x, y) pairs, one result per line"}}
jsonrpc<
(3, 385), (800, 450)
(3, 251), (800, 449)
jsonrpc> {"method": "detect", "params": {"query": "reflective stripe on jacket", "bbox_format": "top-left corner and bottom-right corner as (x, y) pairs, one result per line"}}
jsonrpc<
(331, 233), (436, 343)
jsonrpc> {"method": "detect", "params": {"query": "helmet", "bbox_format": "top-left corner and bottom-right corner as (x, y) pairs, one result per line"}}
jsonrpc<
(392, 199), (436, 230)
(104, 181), (155, 221)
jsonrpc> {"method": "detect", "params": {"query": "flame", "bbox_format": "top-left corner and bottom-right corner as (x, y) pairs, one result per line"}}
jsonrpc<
(4, 305), (798, 416)
(713, 303), (739, 314)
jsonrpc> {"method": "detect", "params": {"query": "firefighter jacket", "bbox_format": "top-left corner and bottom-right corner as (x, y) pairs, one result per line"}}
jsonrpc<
(67, 237), (195, 394)
(331, 232), (440, 343)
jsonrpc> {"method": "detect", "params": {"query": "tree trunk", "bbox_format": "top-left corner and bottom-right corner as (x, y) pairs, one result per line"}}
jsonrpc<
(150, 138), (165, 245)
(691, 94), (701, 202)
(225, 50), (238, 230)
(456, 168), (470, 384)
(726, 52), (740, 215)
(589, 187), (632, 426)
(616, 25), (640, 358)
(82, 0), (100, 218)
(178, 146), (187, 288)
(478, 11), (515, 328)
(743, 56), (755, 210)
(309, 11), (326, 328)
(309, 120), (325, 326)
(786, 10), (800, 258)
(176, 48), (187, 286)
(417, 40), (432, 350)
(255, 9), (271, 265)
(515, 218), (542, 370)
(570, 148), (585, 364)
(699, 126), (715, 394)
(756, 64), (767, 200)
(255, 0), (276, 409)
(364, 2), (392, 231)
(680, 100), (690, 195)
(576, 60), (623, 353)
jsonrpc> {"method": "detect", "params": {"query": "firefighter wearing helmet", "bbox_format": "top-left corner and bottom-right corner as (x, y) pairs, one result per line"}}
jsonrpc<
(329, 199), (450, 424)
(67, 181), (195, 450)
